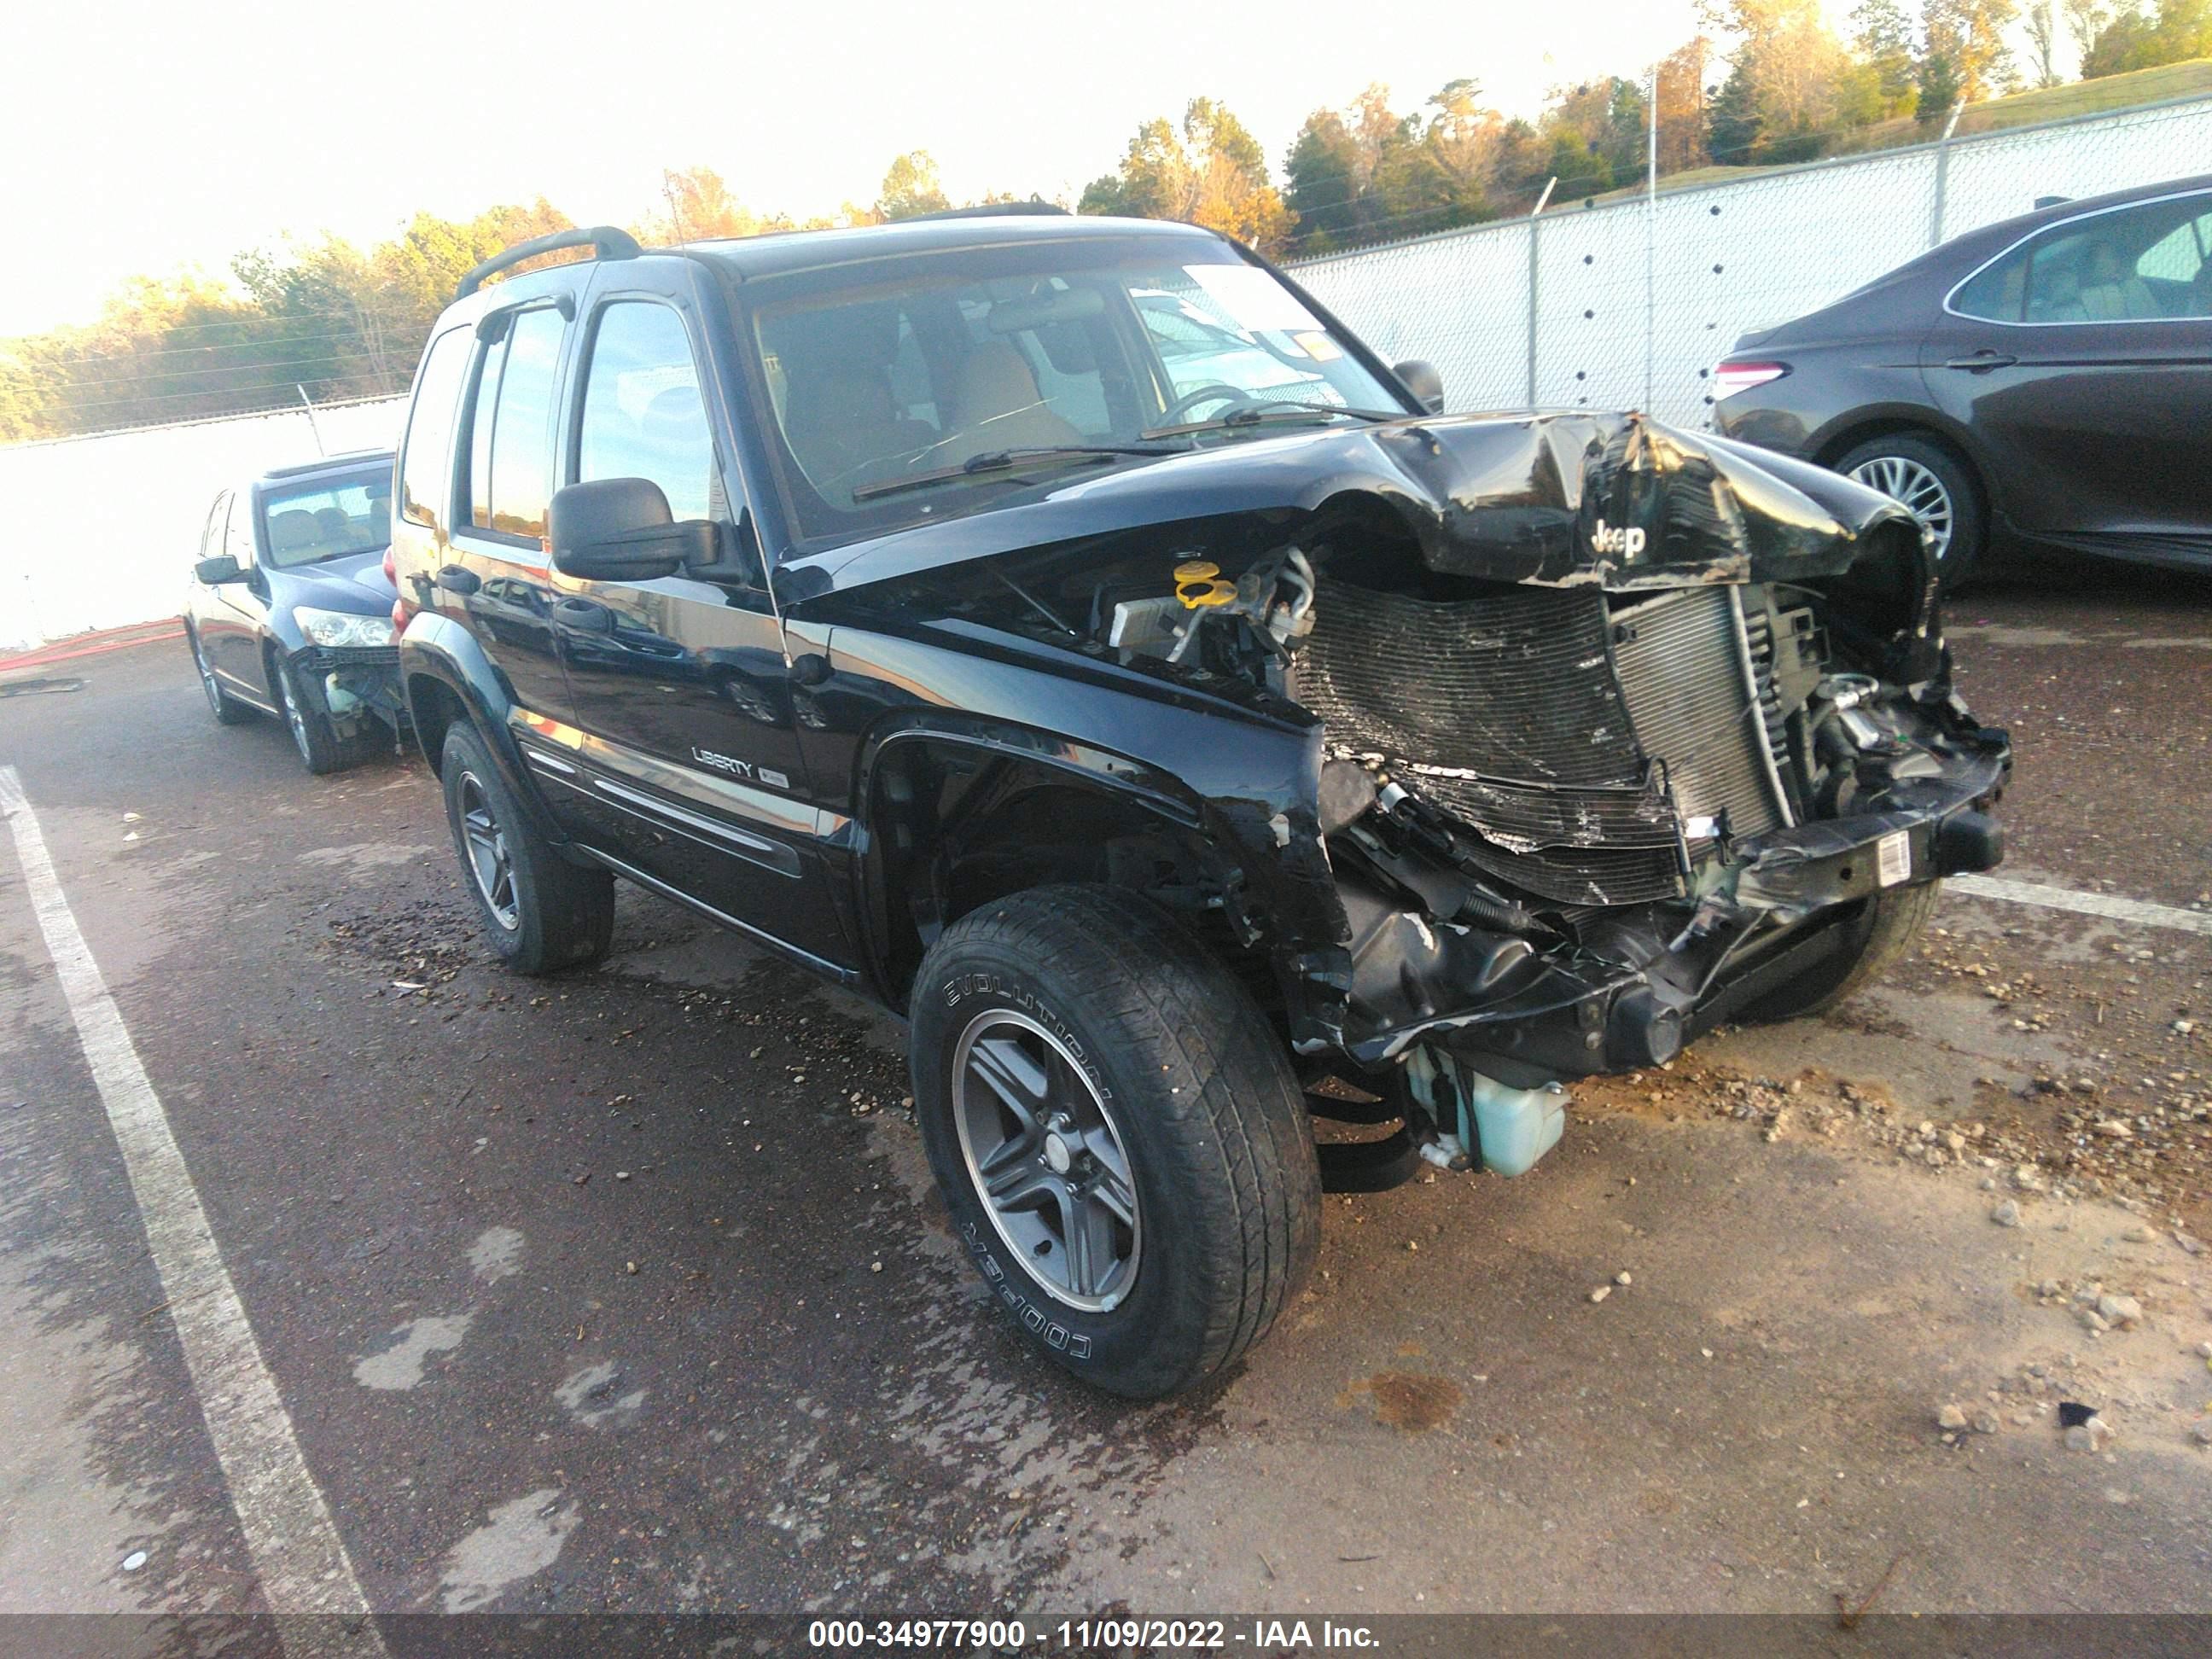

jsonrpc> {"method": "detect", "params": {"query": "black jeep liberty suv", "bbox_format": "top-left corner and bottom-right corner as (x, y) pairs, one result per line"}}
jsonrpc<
(390, 211), (2009, 1398)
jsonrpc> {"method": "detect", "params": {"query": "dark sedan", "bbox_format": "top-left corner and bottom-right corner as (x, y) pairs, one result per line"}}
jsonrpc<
(183, 451), (405, 773)
(1712, 172), (2212, 586)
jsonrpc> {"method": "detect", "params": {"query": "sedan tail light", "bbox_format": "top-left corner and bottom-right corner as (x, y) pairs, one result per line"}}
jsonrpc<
(381, 547), (397, 586)
(1712, 360), (1789, 401)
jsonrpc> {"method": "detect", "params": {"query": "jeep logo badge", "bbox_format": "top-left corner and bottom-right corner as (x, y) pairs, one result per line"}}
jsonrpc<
(1592, 519), (1646, 558)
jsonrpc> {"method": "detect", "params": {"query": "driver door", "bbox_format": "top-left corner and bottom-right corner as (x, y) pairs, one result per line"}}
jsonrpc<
(548, 277), (852, 969)
(207, 484), (274, 696)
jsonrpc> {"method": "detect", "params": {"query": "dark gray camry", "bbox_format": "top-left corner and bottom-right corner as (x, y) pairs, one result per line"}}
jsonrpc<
(182, 450), (405, 773)
(1712, 172), (2212, 587)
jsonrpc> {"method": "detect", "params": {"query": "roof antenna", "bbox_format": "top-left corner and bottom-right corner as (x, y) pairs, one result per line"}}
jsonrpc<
(295, 384), (327, 456)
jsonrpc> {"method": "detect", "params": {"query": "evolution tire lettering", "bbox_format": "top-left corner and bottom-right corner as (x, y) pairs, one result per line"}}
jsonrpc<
(960, 1220), (1092, 1359)
(937, 973), (1114, 1103)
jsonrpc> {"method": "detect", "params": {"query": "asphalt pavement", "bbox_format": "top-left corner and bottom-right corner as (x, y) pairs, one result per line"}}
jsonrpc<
(1, 577), (2209, 1640)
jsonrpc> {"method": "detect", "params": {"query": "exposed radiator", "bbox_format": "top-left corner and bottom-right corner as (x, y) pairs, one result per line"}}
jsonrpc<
(1610, 586), (1789, 844)
(1297, 576), (1789, 908)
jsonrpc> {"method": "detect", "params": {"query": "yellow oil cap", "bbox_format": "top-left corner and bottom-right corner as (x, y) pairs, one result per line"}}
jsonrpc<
(1173, 559), (1236, 609)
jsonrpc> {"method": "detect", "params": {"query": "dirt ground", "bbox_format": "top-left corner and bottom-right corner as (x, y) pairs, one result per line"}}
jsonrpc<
(0, 573), (2209, 1640)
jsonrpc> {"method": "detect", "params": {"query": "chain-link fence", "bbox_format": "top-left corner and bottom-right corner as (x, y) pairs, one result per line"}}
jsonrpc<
(0, 395), (404, 651)
(8, 101), (2211, 654)
(1292, 94), (2212, 428)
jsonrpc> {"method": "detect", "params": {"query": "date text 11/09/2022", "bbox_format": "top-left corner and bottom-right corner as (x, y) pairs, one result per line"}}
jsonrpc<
(806, 1620), (1382, 1650)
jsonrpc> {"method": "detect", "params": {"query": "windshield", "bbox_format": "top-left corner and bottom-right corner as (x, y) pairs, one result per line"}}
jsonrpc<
(259, 464), (393, 568)
(746, 241), (1406, 548)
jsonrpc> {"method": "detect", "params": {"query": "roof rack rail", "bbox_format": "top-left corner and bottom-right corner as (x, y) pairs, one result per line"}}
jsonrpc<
(905, 201), (1069, 223)
(456, 225), (643, 300)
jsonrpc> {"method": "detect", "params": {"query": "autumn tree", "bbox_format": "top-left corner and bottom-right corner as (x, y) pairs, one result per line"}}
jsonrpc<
(877, 152), (951, 220)
(1916, 47), (1964, 117)
(1850, 0), (1922, 114)
(2082, 0), (2212, 75)
(1707, 53), (1767, 162)
(1545, 77), (1649, 183)
(1281, 82), (1502, 255)
(1079, 97), (1294, 252)
(2064, 0), (2114, 58)
(1653, 38), (1714, 172)
(1283, 110), (1365, 250)
(1702, 0), (1854, 160)
(1923, 0), (2021, 102)
(2025, 1), (2063, 84)
(633, 168), (768, 242)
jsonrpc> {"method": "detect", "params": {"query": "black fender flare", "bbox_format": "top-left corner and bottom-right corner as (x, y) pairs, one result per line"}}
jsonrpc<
(398, 612), (571, 848)
(850, 711), (1221, 1004)
(849, 707), (1348, 1011)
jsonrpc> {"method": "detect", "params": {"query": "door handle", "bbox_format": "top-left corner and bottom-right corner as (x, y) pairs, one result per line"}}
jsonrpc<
(435, 565), (480, 595)
(1943, 352), (2018, 371)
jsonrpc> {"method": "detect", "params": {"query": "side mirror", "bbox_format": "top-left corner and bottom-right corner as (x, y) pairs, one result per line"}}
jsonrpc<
(548, 477), (718, 583)
(195, 554), (242, 585)
(1394, 358), (1446, 415)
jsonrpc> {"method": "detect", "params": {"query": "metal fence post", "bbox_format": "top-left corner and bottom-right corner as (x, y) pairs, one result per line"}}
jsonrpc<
(1644, 64), (1659, 413)
(1526, 177), (1555, 407)
(1930, 100), (1967, 249)
(1526, 218), (1540, 406)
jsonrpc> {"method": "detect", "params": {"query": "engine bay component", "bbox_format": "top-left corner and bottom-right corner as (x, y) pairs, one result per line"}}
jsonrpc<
(1173, 559), (1237, 608)
(1295, 578), (1687, 904)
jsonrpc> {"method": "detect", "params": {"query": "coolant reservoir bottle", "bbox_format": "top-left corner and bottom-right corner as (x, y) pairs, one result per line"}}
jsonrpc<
(1464, 1074), (1567, 1177)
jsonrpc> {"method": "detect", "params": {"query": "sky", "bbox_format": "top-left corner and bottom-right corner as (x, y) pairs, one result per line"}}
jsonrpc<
(3, 0), (1710, 336)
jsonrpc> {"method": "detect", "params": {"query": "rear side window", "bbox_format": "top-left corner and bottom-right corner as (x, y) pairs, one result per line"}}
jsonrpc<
(399, 327), (473, 531)
(575, 303), (716, 522)
(468, 307), (567, 540)
(1957, 192), (2212, 323)
(1953, 248), (2028, 322)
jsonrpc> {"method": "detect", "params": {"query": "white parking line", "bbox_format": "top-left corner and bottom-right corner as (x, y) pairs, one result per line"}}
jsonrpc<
(0, 767), (384, 1650)
(1947, 872), (2212, 937)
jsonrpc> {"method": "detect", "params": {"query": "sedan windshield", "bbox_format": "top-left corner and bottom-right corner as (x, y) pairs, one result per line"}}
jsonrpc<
(260, 465), (393, 568)
(746, 242), (1408, 548)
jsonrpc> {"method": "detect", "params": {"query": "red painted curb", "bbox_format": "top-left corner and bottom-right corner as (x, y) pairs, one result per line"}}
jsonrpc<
(0, 623), (184, 672)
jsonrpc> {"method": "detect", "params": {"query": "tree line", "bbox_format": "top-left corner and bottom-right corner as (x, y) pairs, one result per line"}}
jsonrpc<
(3, 0), (2203, 441)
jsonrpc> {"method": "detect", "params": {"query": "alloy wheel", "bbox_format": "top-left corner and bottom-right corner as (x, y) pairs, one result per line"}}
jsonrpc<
(952, 1010), (1141, 1313)
(193, 637), (223, 717)
(1848, 453), (1955, 564)
(456, 771), (520, 930)
(277, 668), (314, 763)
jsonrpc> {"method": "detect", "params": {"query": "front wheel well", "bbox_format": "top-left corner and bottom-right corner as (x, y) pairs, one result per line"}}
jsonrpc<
(861, 739), (1252, 1013)
(1814, 420), (1985, 506)
(406, 673), (469, 774)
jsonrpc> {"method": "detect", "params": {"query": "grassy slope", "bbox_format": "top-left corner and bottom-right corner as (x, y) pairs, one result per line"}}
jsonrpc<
(1569, 60), (2212, 208)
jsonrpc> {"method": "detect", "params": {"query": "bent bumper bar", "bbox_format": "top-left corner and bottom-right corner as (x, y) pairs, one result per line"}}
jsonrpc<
(1343, 744), (2008, 1078)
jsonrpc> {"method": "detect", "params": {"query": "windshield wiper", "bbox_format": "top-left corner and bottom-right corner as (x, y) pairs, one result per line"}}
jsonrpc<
(1141, 403), (1405, 440)
(850, 444), (1180, 503)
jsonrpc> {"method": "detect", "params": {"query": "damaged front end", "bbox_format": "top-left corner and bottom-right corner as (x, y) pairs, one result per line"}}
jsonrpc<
(828, 410), (2011, 1187)
(1277, 419), (2007, 1179)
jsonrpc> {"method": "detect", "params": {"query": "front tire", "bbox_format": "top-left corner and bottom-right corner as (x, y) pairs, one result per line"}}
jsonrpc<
(1837, 434), (1985, 591)
(1741, 881), (1941, 1022)
(274, 654), (358, 775)
(188, 626), (253, 725)
(911, 886), (1319, 1399)
(439, 724), (614, 975)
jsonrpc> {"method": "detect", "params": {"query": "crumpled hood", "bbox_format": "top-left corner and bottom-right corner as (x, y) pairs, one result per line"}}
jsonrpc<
(279, 549), (396, 612)
(778, 410), (1926, 602)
